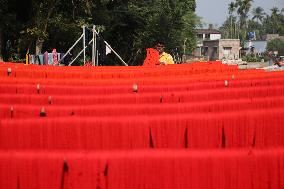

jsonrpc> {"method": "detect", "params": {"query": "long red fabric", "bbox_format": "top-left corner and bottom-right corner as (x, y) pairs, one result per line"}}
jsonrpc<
(0, 149), (283, 189)
(0, 61), (284, 189)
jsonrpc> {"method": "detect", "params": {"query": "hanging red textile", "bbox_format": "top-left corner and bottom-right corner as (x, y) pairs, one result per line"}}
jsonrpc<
(143, 48), (159, 66)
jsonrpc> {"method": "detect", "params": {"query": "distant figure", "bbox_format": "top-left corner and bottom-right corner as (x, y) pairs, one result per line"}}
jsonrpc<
(274, 56), (284, 67)
(250, 45), (255, 54)
(155, 41), (174, 65)
(143, 41), (175, 66)
(143, 48), (159, 66)
(268, 51), (284, 67)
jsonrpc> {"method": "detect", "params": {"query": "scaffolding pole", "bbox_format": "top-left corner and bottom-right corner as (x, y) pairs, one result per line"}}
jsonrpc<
(104, 41), (128, 66)
(58, 34), (83, 64)
(92, 25), (96, 66)
(83, 26), (86, 65)
(62, 24), (127, 66)
(68, 39), (93, 66)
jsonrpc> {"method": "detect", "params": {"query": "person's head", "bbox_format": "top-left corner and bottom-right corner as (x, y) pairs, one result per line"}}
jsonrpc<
(155, 41), (165, 55)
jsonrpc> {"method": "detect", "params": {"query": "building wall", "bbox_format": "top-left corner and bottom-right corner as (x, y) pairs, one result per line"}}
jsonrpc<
(210, 34), (221, 40)
(203, 40), (219, 60)
(262, 34), (284, 41)
(195, 32), (222, 57)
(202, 39), (240, 60)
(219, 39), (240, 60)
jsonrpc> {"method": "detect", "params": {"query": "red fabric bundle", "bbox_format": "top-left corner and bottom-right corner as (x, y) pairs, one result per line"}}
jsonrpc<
(143, 48), (159, 66)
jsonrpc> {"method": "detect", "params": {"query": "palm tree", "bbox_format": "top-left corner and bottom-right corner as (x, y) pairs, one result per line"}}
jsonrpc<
(271, 7), (279, 15)
(280, 8), (284, 14)
(228, 2), (236, 15)
(228, 2), (236, 38)
(236, 0), (253, 29)
(271, 7), (279, 34)
(252, 7), (265, 23)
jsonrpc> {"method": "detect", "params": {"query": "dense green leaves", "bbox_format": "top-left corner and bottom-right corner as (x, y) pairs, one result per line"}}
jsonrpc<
(220, 1), (284, 45)
(0, 0), (197, 65)
(267, 39), (284, 56)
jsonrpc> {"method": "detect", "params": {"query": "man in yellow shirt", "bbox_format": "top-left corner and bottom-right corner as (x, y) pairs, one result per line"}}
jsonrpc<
(155, 41), (175, 65)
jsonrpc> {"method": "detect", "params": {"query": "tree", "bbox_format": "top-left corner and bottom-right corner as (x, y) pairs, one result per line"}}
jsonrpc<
(0, 0), (23, 61)
(219, 16), (238, 39)
(0, 0), (8, 61)
(236, 0), (253, 29)
(228, 2), (237, 38)
(0, 0), (198, 65)
(252, 7), (265, 23)
(267, 39), (284, 56)
(247, 19), (263, 39)
(271, 7), (279, 34)
(262, 7), (284, 34)
(95, 0), (197, 65)
(30, 0), (63, 55)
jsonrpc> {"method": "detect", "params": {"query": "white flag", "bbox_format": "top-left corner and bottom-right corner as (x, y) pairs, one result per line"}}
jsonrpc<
(106, 45), (111, 55)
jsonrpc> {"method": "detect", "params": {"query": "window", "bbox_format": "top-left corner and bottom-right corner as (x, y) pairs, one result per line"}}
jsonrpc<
(223, 47), (232, 55)
(197, 34), (203, 39)
(205, 34), (210, 39)
(203, 47), (208, 56)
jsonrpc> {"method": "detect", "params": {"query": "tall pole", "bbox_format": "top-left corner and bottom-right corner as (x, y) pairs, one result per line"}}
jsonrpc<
(92, 25), (96, 66)
(58, 34), (83, 64)
(83, 26), (86, 65)
(69, 39), (94, 66)
(182, 38), (187, 62)
(104, 41), (128, 66)
(96, 50), (99, 66)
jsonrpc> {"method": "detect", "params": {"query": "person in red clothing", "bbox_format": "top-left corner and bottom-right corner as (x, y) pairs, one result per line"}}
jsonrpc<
(143, 47), (159, 66)
(143, 41), (174, 66)
(155, 41), (174, 65)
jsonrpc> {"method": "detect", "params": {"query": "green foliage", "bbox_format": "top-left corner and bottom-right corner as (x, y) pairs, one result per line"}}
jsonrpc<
(8, 53), (25, 63)
(242, 54), (263, 62)
(0, 0), (197, 65)
(220, 1), (284, 47)
(262, 7), (284, 34)
(267, 39), (284, 56)
(252, 7), (265, 23)
(236, 0), (253, 29)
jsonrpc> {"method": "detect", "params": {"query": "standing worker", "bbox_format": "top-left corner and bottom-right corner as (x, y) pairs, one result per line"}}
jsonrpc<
(155, 41), (175, 65)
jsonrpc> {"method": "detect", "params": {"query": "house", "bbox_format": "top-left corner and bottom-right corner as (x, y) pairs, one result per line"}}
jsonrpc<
(196, 29), (222, 41)
(193, 29), (239, 61)
(195, 29), (222, 57)
(261, 34), (284, 41)
(202, 39), (240, 61)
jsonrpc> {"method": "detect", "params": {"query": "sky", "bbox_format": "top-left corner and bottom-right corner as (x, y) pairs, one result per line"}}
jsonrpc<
(196, 0), (284, 27)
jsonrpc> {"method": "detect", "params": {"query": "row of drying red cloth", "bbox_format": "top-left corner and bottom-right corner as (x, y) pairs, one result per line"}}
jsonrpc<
(0, 108), (283, 150)
(1, 76), (284, 95)
(2, 72), (284, 87)
(1, 61), (235, 70)
(0, 148), (283, 189)
(1, 66), (240, 78)
(2, 71), (278, 86)
(1, 95), (284, 119)
(0, 61), (239, 78)
(1, 63), (284, 149)
(1, 84), (284, 106)
(1, 61), (284, 189)
(1, 62), (282, 86)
